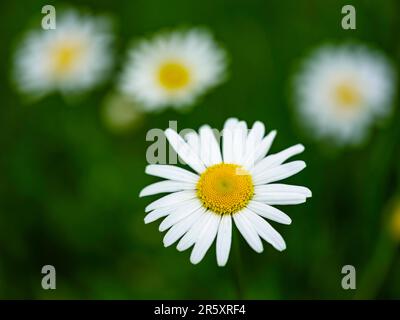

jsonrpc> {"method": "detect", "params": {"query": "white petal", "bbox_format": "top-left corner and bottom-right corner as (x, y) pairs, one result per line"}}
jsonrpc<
(244, 209), (286, 251)
(199, 125), (222, 166)
(233, 210), (263, 253)
(247, 121), (265, 147)
(163, 207), (205, 247)
(251, 144), (305, 176)
(224, 118), (239, 129)
(253, 191), (307, 205)
(165, 129), (206, 173)
(190, 213), (221, 264)
(222, 118), (238, 163)
(247, 201), (292, 225)
(253, 161), (306, 185)
(216, 214), (232, 267)
(243, 121), (265, 164)
(244, 130), (277, 169)
(255, 184), (312, 197)
(232, 121), (247, 164)
(145, 190), (196, 212)
(145, 165), (199, 184)
(159, 198), (202, 232)
(270, 144), (305, 166)
(144, 205), (177, 224)
(185, 132), (200, 156)
(139, 180), (195, 197)
(177, 211), (211, 251)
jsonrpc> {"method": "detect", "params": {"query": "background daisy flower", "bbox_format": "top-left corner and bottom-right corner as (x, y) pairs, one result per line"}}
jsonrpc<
(140, 118), (311, 266)
(293, 44), (396, 145)
(13, 10), (113, 96)
(119, 28), (227, 111)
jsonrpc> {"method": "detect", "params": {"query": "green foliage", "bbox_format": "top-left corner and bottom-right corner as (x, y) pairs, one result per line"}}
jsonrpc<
(0, 0), (399, 299)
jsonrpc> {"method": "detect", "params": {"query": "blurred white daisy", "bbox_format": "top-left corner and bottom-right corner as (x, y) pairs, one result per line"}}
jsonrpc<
(13, 10), (113, 96)
(294, 44), (395, 144)
(139, 118), (311, 266)
(119, 29), (227, 111)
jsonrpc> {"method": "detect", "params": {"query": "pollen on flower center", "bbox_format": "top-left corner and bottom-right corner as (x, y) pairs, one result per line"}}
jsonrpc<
(51, 42), (83, 75)
(333, 82), (361, 108)
(158, 61), (190, 90)
(196, 163), (254, 215)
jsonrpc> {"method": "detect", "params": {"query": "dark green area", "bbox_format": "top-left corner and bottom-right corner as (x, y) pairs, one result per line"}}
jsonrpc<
(0, 0), (399, 299)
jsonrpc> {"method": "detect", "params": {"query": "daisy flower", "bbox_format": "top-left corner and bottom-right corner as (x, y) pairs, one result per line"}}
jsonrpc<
(119, 28), (227, 111)
(294, 44), (395, 144)
(139, 118), (311, 266)
(13, 10), (113, 96)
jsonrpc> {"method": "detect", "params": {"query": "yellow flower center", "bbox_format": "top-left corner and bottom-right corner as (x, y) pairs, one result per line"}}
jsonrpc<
(333, 82), (361, 109)
(196, 164), (254, 215)
(51, 42), (84, 76)
(158, 61), (190, 90)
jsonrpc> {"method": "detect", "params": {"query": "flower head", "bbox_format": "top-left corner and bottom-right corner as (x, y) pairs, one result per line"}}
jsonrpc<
(13, 10), (113, 96)
(140, 118), (311, 266)
(294, 44), (395, 144)
(119, 29), (227, 111)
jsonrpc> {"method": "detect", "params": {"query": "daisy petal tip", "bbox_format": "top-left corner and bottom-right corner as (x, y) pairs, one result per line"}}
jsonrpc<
(297, 144), (305, 153)
(283, 217), (292, 225)
(217, 258), (228, 267)
(226, 117), (238, 123)
(199, 124), (211, 131)
(143, 217), (151, 224)
(176, 243), (186, 252)
(164, 128), (176, 139)
(254, 246), (264, 254)
(163, 240), (172, 248)
(144, 165), (153, 174)
(299, 161), (307, 170)
(189, 256), (200, 265)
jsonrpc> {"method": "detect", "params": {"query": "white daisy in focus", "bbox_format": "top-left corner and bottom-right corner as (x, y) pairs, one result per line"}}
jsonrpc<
(139, 118), (311, 266)
(119, 29), (227, 111)
(13, 10), (113, 96)
(294, 44), (395, 144)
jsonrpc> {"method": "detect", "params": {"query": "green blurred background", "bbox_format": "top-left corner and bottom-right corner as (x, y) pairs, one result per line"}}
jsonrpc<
(1, 0), (399, 299)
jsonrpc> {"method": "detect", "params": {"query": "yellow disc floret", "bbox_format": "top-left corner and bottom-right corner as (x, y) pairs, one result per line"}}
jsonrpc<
(196, 163), (254, 215)
(51, 41), (84, 76)
(158, 61), (190, 90)
(334, 82), (361, 109)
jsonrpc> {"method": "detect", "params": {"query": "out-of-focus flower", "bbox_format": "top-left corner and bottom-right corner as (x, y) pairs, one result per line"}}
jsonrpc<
(389, 198), (400, 243)
(119, 28), (227, 111)
(294, 44), (395, 145)
(13, 10), (113, 96)
(101, 92), (143, 133)
(139, 118), (311, 266)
